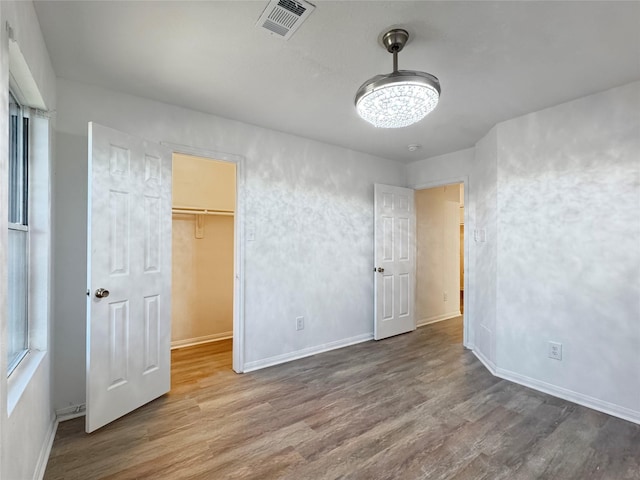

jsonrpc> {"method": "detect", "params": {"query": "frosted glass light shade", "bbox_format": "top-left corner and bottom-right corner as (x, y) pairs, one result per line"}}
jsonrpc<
(355, 71), (441, 128)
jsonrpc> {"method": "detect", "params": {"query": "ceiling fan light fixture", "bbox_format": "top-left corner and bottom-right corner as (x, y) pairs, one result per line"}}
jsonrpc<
(354, 28), (441, 129)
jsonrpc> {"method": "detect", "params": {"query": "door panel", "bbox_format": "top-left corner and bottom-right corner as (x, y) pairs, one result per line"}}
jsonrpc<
(86, 123), (172, 433)
(374, 184), (416, 340)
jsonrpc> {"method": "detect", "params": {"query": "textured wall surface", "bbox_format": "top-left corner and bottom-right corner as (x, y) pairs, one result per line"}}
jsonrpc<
(53, 78), (405, 408)
(495, 82), (640, 414)
(473, 127), (499, 365)
(406, 148), (475, 188)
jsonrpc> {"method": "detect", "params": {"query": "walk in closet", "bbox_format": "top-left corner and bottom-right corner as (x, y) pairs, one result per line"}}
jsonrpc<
(171, 153), (236, 350)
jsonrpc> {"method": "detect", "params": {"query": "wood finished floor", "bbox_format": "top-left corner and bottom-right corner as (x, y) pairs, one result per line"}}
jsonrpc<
(44, 317), (640, 480)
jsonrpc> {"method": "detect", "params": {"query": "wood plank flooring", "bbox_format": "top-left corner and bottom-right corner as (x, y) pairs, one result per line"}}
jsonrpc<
(44, 318), (640, 480)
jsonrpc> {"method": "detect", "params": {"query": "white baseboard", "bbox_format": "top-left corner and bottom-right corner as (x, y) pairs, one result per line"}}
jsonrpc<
(417, 310), (461, 327)
(471, 348), (640, 425)
(55, 403), (86, 422)
(495, 367), (640, 425)
(243, 333), (373, 373)
(171, 332), (233, 350)
(34, 415), (57, 480)
(472, 348), (496, 373)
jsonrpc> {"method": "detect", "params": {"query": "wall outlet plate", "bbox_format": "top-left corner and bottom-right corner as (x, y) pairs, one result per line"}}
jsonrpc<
(474, 228), (487, 242)
(548, 341), (562, 360)
(296, 316), (304, 331)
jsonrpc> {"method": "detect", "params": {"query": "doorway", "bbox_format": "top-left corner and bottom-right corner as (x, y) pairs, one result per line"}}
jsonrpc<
(415, 183), (465, 332)
(85, 125), (247, 432)
(170, 152), (237, 378)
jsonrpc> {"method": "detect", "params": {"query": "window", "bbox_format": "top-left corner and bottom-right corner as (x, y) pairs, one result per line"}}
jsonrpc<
(8, 91), (29, 375)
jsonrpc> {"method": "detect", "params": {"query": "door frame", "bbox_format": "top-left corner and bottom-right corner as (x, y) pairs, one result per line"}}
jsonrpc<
(163, 142), (246, 373)
(412, 176), (472, 349)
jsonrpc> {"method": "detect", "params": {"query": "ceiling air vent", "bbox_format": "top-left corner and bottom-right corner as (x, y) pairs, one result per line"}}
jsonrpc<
(256, 0), (315, 40)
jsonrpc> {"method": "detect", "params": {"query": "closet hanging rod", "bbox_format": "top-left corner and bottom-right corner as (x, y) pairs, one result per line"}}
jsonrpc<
(172, 208), (234, 216)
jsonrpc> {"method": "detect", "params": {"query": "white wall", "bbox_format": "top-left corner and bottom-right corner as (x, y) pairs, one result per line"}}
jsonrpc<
(0, 1), (57, 479)
(407, 82), (640, 423)
(52, 78), (405, 409)
(415, 185), (461, 325)
(494, 81), (640, 419)
(406, 148), (475, 187)
(473, 127), (499, 366)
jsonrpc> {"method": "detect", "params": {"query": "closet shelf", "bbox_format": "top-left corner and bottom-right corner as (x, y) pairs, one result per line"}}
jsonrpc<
(172, 207), (234, 216)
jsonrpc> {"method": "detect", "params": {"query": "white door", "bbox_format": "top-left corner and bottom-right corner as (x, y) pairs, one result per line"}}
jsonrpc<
(374, 184), (416, 340)
(86, 123), (172, 433)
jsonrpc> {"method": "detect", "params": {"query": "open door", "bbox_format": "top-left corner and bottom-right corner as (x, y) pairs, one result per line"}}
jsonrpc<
(374, 184), (416, 340)
(86, 123), (172, 432)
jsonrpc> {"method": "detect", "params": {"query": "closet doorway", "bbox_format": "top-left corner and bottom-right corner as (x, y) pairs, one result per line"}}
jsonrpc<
(171, 153), (237, 376)
(415, 183), (465, 328)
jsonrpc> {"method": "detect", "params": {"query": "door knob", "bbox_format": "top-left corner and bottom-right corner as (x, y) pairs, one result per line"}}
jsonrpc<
(376, 267), (384, 273)
(95, 288), (110, 299)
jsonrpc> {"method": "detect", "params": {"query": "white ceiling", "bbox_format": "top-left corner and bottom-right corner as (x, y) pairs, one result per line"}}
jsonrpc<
(33, 1), (640, 163)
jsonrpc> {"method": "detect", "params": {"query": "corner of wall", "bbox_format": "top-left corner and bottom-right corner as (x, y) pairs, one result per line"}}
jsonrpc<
(492, 82), (640, 422)
(470, 127), (498, 366)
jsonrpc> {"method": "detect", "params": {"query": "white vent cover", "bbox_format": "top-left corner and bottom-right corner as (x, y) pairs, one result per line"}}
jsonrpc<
(256, 0), (315, 40)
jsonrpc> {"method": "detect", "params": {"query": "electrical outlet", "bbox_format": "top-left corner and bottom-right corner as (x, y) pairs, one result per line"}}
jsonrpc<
(443, 291), (448, 302)
(548, 341), (562, 360)
(474, 228), (487, 242)
(296, 316), (304, 331)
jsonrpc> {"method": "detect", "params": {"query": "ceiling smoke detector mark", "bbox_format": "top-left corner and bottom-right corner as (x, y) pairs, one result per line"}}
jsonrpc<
(256, 0), (315, 40)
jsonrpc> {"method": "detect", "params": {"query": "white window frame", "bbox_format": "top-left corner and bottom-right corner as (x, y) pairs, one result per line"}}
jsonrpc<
(6, 78), (51, 415)
(7, 90), (30, 376)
